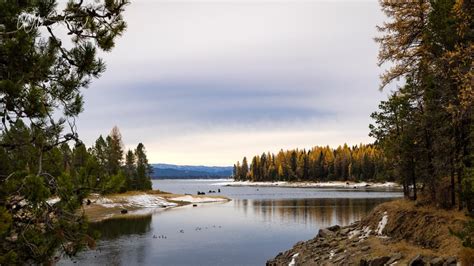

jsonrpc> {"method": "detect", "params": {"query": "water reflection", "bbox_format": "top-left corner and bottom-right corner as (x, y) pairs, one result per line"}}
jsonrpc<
(90, 215), (152, 240)
(60, 180), (402, 266)
(235, 197), (391, 228)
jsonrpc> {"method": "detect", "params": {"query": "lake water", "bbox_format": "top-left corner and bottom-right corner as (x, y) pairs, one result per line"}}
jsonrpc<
(59, 179), (402, 266)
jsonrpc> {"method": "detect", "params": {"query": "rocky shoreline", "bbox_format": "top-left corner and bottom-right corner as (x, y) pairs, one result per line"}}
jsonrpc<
(267, 200), (467, 266)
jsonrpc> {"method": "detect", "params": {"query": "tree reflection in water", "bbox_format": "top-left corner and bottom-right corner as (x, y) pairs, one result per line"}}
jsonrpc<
(235, 198), (392, 228)
(90, 215), (152, 240)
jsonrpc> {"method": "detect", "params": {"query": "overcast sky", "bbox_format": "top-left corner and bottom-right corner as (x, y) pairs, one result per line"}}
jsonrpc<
(74, 0), (390, 166)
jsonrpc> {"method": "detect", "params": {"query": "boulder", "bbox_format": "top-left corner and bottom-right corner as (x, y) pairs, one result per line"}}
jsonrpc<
(368, 256), (390, 266)
(409, 255), (425, 266)
(318, 228), (335, 238)
(327, 225), (341, 232)
(430, 257), (443, 266)
(340, 228), (351, 235)
(386, 253), (402, 265)
(444, 257), (457, 266)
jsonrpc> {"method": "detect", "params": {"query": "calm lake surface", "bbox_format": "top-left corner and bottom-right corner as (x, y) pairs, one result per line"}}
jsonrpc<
(59, 179), (402, 266)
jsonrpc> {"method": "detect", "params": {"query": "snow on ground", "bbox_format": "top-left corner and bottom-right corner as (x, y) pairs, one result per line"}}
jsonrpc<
(377, 211), (389, 235)
(46, 197), (60, 205)
(95, 194), (177, 208)
(169, 195), (228, 203)
(126, 195), (177, 208)
(348, 229), (360, 239)
(288, 253), (299, 266)
(212, 181), (287, 186)
(212, 180), (400, 188)
(361, 226), (372, 239)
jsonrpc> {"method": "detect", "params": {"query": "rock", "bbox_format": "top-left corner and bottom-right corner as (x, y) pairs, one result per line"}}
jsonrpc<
(120, 209), (128, 214)
(361, 246), (370, 252)
(430, 257), (443, 266)
(333, 255), (346, 263)
(386, 253), (402, 265)
(319, 242), (330, 248)
(409, 255), (425, 266)
(327, 225), (341, 232)
(368, 256), (390, 266)
(334, 247), (344, 254)
(340, 228), (351, 235)
(443, 257), (457, 266)
(318, 228), (336, 238)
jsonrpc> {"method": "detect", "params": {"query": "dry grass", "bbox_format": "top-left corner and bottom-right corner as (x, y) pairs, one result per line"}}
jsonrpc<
(359, 199), (469, 261)
(361, 238), (439, 264)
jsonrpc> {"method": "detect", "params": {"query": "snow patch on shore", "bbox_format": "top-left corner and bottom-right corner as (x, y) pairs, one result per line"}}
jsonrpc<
(96, 194), (177, 208)
(361, 226), (372, 239)
(169, 195), (227, 203)
(329, 250), (335, 259)
(377, 211), (388, 235)
(288, 253), (299, 266)
(213, 180), (400, 189)
(348, 229), (360, 239)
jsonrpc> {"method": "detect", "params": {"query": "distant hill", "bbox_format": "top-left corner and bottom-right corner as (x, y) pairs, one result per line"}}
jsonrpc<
(151, 164), (233, 179)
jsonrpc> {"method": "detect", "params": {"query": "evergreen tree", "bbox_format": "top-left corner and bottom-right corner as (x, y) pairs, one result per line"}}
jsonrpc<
(0, 0), (128, 262)
(106, 126), (124, 175)
(125, 150), (137, 189)
(135, 143), (152, 190)
(241, 157), (249, 180)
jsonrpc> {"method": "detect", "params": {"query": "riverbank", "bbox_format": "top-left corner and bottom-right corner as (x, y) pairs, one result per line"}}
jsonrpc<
(267, 199), (472, 265)
(214, 180), (400, 189)
(69, 191), (229, 222)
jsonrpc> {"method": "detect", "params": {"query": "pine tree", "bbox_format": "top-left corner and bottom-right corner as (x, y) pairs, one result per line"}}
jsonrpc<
(106, 126), (124, 175)
(241, 157), (249, 180)
(135, 143), (152, 190)
(0, 1), (128, 262)
(125, 150), (137, 189)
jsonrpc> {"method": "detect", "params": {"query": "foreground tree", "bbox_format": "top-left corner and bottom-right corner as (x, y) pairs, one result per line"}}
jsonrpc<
(0, 0), (128, 263)
(371, 0), (473, 209)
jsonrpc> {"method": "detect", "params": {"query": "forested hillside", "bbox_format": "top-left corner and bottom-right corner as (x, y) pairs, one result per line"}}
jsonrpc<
(233, 144), (388, 182)
(152, 164), (232, 179)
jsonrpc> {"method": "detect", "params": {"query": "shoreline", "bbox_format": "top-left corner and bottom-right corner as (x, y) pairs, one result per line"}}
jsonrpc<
(49, 190), (230, 222)
(267, 199), (468, 265)
(212, 180), (401, 189)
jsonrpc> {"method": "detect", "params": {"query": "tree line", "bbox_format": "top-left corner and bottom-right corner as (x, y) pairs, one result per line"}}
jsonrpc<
(1, 122), (152, 195)
(369, 0), (473, 210)
(233, 144), (389, 182)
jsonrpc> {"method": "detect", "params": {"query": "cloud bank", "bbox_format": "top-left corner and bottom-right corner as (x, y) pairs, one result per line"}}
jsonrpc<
(76, 0), (389, 166)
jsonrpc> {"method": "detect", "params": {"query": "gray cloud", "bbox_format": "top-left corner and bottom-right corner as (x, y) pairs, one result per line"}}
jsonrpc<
(75, 0), (389, 165)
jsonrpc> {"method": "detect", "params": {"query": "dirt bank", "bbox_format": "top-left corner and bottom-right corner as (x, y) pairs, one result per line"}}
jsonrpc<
(267, 200), (473, 265)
